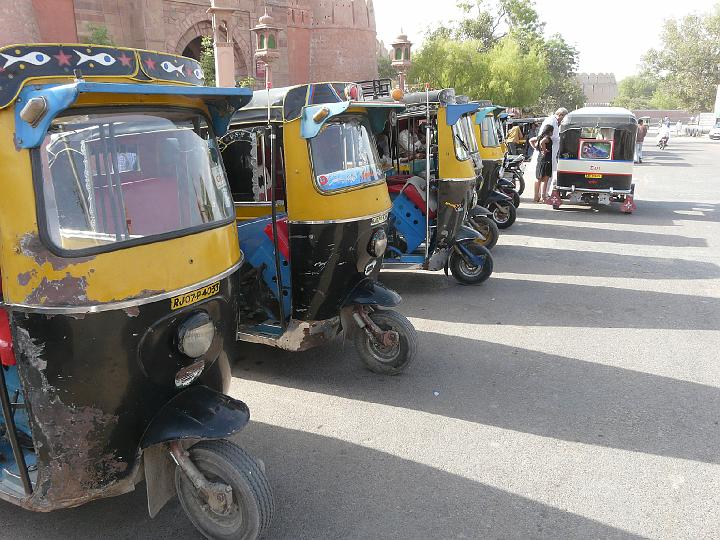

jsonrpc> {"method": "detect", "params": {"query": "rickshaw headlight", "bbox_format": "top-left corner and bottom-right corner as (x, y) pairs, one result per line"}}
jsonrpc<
(177, 312), (215, 358)
(368, 228), (388, 257)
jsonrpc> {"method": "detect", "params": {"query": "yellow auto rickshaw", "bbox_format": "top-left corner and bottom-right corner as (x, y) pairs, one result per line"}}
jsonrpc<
(0, 43), (272, 539)
(220, 82), (418, 374)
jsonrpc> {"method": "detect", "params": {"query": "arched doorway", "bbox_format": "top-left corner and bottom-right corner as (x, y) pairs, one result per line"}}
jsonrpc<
(182, 36), (204, 61)
(177, 24), (249, 80)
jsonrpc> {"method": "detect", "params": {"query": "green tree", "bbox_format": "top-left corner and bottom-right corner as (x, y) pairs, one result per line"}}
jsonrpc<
(535, 34), (585, 113)
(200, 36), (216, 87)
(86, 24), (113, 46)
(377, 54), (395, 80)
(643, 5), (720, 112)
(236, 76), (256, 88)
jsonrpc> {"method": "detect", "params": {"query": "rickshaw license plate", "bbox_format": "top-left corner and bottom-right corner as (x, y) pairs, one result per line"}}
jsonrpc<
(584, 173), (602, 179)
(171, 282), (220, 310)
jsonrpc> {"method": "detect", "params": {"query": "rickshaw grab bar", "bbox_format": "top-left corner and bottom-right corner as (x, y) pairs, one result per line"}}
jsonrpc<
(14, 82), (253, 149)
(556, 186), (633, 194)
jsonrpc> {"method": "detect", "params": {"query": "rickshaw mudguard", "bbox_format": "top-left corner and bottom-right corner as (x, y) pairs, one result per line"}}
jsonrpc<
(467, 205), (492, 218)
(140, 385), (250, 449)
(340, 278), (401, 309)
(455, 225), (482, 243)
(487, 189), (513, 204)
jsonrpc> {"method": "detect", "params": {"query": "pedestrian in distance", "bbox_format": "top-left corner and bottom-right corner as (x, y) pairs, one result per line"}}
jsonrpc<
(635, 119), (648, 164)
(505, 123), (522, 155)
(530, 124), (554, 203)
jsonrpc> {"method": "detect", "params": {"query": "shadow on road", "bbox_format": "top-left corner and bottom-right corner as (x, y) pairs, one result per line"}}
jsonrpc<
(231, 329), (720, 466)
(2, 424), (645, 540)
(379, 273), (720, 330)
(517, 201), (718, 226)
(504, 220), (707, 248)
(485, 245), (720, 280)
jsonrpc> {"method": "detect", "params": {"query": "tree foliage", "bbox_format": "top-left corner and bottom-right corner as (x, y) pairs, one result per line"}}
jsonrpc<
(377, 54), (395, 80)
(612, 73), (681, 110)
(409, 1), (582, 112)
(200, 36), (216, 87)
(642, 5), (720, 112)
(86, 24), (113, 46)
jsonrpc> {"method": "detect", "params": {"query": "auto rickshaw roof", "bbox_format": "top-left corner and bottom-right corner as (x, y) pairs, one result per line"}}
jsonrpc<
(475, 105), (506, 122)
(0, 44), (209, 110)
(563, 107), (637, 129)
(15, 82), (252, 148)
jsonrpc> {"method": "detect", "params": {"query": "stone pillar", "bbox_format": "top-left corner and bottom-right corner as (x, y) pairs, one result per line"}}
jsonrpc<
(207, 0), (237, 88)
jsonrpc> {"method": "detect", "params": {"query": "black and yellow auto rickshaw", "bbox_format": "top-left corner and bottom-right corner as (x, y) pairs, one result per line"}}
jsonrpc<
(0, 44), (272, 539)
(220, 82), (417, 374)
(374, 88), (495, 282)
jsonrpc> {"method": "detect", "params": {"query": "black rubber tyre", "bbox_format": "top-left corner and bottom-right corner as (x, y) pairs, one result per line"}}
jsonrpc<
(491, 201), (517, 229)
(511, 190), (521, 208)
(468, 215), (499, 250)
(513, 172), (525, 195)
(354, 310), (417, 375)
(176, 440), (274, 540)
(449, 242), (494, 285)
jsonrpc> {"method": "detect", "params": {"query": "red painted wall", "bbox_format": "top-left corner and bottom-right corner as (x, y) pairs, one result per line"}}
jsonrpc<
(32, 0), (77, 42)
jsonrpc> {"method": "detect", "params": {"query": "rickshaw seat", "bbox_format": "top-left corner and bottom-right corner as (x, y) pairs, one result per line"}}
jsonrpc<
(263, 217), (290, 260)
(402, 182), (437, 219)
(387, 184), (403, 194)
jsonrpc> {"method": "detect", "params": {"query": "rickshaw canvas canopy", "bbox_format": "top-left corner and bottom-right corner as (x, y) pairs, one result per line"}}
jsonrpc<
(14, 82), (252, 148)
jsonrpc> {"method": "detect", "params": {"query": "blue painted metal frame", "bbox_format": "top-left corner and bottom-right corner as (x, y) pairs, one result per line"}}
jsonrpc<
(445, 102), (481, 126)
(14, 82), (253, 149)
(301, 101), (405, 139)
(475, 105), (507, 123)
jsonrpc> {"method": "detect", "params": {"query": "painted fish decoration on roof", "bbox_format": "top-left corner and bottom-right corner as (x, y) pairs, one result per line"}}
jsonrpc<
(1, 51), (51, 68)
(74, 50), (116, 66)
(193, 68), (204, 80)
(161, 61), (184, 75)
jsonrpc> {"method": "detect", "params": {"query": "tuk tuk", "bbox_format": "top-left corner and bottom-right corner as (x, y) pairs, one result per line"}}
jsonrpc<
(376, 88), (494, 284)
(472, 104), (520, 223)
(550, 107), (637, 213)
(0, 44), (272, 539)
(220, 82), (417, 374)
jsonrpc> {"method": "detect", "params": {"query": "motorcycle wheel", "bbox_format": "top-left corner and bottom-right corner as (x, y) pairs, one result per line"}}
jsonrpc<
(513, 172), (525, 195)
(491, 201), (517, 229)
(468, 215), (499, 250)
(449, 243), (494, 285)
(176, 440), (274, 540)
(354, 310), (417, 375)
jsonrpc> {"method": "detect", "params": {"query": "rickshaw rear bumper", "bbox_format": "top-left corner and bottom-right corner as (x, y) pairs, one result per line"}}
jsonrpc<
(140, 385), (250, 449)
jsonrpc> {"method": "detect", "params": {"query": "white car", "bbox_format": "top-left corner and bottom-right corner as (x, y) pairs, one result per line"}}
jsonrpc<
(709, 124), (720, 140)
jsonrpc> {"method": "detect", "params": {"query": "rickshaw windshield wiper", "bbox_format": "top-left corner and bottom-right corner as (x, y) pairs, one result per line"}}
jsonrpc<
(455, 133), (470, 152)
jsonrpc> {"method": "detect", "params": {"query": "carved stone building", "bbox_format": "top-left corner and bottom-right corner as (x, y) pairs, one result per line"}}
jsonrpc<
(576, 73), (619, 107)
(0, 0), (378, 86)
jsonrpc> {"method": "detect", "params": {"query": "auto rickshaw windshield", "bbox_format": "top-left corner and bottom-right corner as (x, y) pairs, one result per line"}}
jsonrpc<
(479, 115), (500, 147)
(309, 114), (385, 193)
(452, 115), (477, 160)
(36, 108), (234, 253)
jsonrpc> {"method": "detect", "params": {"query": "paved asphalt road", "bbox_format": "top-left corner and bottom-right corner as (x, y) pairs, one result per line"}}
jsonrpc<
(5, 136), (720, 539)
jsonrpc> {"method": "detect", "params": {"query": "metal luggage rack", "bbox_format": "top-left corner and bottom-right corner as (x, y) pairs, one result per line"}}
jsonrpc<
(357, 79), (392, 99)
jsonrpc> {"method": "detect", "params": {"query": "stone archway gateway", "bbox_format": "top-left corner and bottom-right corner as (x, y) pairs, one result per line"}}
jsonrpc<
(171, 12), (251, 81)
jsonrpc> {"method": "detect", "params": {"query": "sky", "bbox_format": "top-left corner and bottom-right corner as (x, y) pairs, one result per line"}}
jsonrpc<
(374, 0), (719, 81)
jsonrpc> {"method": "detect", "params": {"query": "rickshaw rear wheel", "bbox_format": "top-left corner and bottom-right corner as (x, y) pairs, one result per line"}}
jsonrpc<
(469, 216), (499, 250)
(176, 440), (273, 540)
(491, 201), (517, 229)
(449, 243), (494, 285)
(355, 310), (417, 375)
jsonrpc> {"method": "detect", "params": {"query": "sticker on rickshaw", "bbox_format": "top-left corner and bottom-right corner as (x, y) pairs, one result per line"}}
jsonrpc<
(316, 165), (381, 192)
(584, 173), (603, 179)
(371, 212), (389, 226)
(171, 282), (220, 310)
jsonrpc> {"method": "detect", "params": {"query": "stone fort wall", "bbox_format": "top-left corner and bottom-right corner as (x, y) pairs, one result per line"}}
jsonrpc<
(0, 0), (378, 87)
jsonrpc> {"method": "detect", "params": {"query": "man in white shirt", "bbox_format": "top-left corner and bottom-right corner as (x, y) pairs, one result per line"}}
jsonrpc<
(398, 123), (425, 157)
(539, 107), (568, 196)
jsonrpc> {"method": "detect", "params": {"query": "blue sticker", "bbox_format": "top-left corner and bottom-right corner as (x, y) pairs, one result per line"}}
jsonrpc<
(316, 165), (381, 192)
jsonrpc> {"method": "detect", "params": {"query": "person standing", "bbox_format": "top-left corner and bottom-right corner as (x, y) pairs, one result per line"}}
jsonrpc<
(539, 108), (568, 196)
(505, 123), (522, 155)
(635, 119), (648, 164)
(530, 124), (554, 202)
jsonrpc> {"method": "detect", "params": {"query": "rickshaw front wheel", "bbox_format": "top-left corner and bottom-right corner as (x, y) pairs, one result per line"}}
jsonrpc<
(469, 215), (499, 250)
(176, 440), (273, 540)
(491, 202), (517, 229)
(355, 310), (417, 375)
(449, 243), (494, 285)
